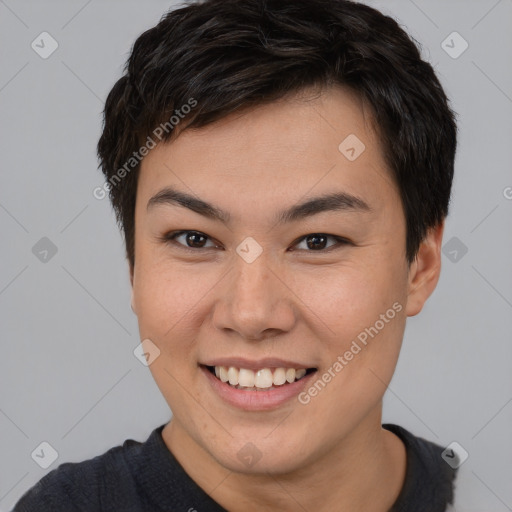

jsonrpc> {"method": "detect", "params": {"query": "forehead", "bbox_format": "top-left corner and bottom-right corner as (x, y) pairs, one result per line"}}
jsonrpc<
(137, 85), (397, 220)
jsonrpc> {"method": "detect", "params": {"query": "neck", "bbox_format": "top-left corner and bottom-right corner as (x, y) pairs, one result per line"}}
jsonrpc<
(162, 405), (406, 512)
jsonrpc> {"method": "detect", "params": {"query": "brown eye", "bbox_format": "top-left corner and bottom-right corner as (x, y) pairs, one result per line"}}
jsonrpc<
(293, 233), (350, 252)
(163, 231), (218, 250)
(183, 232), (208, 248)
(306, 234), (328, 250)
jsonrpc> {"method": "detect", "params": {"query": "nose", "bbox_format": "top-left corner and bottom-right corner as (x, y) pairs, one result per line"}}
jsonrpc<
(212, 249), (296, 341)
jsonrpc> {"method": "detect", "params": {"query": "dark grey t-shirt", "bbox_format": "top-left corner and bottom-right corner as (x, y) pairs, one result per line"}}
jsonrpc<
(12, 423), (457, 511)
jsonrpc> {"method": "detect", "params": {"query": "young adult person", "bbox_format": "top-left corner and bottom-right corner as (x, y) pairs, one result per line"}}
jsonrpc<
(13, 0), (458, 510)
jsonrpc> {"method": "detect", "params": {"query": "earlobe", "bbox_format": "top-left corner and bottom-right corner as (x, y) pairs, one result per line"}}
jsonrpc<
(405, 221), (445, 317)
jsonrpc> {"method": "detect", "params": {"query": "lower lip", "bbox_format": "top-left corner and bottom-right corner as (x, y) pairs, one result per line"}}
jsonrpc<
(201, 366), (316, 411)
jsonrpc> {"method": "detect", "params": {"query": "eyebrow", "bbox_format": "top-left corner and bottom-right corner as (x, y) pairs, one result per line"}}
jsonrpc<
(147, 186), (372, 225)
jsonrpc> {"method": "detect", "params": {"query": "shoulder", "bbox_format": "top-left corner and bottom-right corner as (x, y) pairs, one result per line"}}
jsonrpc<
(383, 423), (458, 512)
(12, 430), (156, 512)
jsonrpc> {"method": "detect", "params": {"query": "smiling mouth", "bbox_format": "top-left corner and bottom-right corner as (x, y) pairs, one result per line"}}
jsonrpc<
(204, 365), (317, 391)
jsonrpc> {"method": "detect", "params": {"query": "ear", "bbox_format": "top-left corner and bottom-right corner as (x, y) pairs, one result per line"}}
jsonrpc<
(405, 221), (445, 317)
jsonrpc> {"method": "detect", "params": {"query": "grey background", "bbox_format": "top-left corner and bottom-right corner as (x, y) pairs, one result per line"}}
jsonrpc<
(1, 0), (511, 510)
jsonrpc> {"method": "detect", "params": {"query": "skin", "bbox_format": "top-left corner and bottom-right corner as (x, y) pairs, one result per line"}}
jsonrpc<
(130, 84), (444, 511)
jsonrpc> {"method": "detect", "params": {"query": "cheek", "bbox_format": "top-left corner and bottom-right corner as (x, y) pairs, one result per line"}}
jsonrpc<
(296, 259), (408, 404)
(135, 249), (194, 317)
(296, 268), (407, 433)
(132, 261), (206, 407)
(296, 260), (404, 335)
(132, 259), (195, 352)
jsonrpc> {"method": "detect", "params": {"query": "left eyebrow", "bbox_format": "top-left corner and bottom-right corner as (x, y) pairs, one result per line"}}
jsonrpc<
(274, 191), (372, 224)
(146, 186), (372, 226)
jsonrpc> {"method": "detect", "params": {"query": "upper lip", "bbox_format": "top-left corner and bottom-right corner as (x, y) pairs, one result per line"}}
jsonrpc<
(201, 357), (315, 370)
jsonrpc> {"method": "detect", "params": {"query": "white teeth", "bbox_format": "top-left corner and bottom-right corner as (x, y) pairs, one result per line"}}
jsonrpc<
(273, 367), (287, 386)
(254, 368), (273, 388)
(238, 368), (255, 387)
(295, 369), (307, 380)
(219, 366), (229, 382)
(212, 366), (309, 389)
(228, 367), (239, 386)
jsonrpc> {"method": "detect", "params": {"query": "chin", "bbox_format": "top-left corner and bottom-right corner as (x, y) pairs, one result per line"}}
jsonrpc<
(205, 430), (312, 476)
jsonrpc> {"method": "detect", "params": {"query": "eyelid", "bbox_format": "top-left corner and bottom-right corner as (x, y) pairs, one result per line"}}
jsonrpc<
(161, 230), (351, 253)
(290, 233), (351, 252)
(161, 230), (220, 251)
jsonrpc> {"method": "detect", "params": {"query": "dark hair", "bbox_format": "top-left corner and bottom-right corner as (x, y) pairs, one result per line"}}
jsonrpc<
(97, 0), (457, 268)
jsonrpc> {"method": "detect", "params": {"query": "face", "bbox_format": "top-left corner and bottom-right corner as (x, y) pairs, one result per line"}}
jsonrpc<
(131, 85), (436, 475)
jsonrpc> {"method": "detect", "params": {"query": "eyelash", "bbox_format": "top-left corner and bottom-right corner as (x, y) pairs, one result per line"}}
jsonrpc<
(160, 230), (351, 254)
